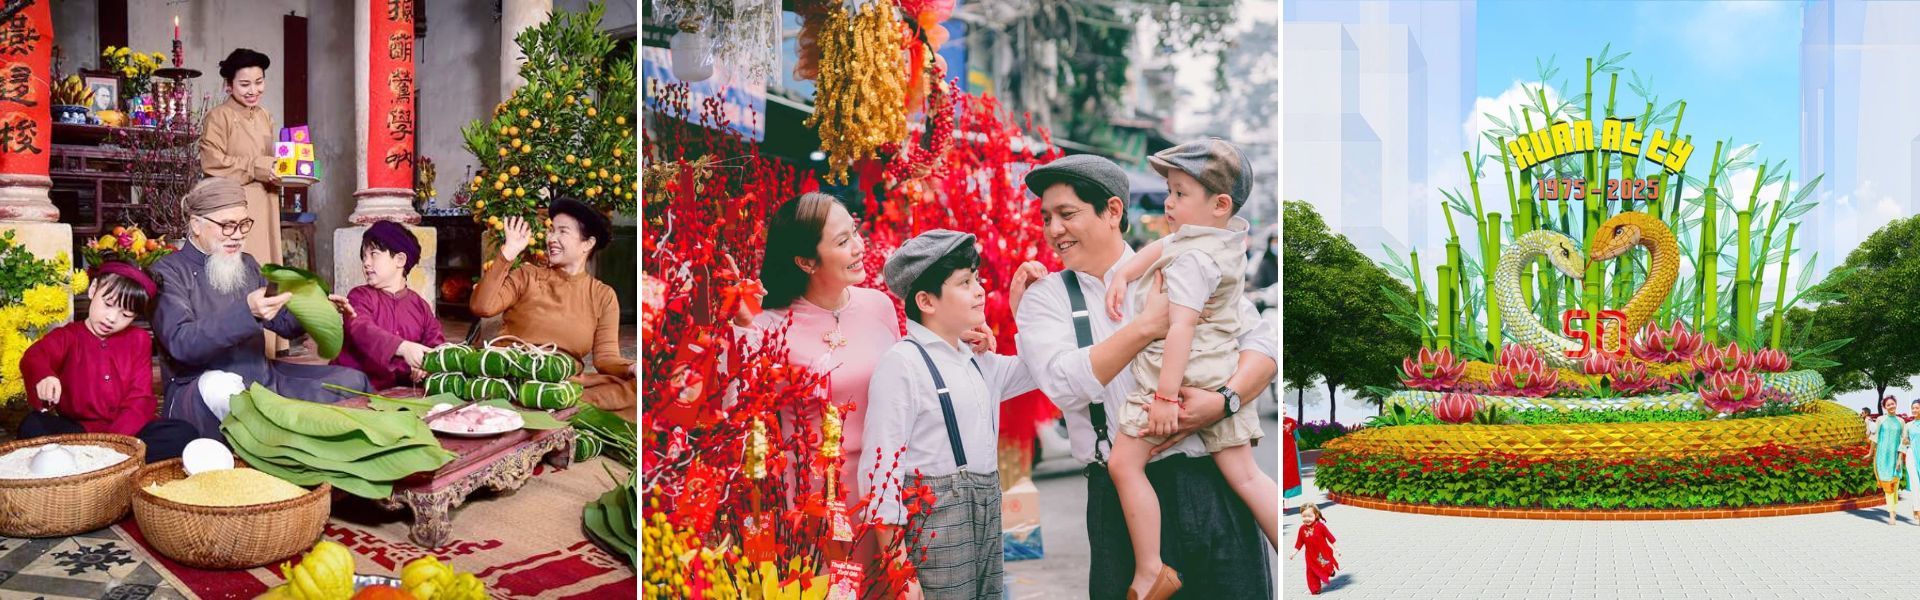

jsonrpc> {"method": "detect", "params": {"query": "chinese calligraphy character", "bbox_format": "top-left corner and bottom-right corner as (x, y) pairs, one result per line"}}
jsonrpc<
(388, 70), (413, 103)
(0, 65), (34, 106)
(387, 0), (414, 22)
(0, 115), (42, 154)
(386, 106), (415, 142)
(387, 32), (413, 62)
(0, 15), (37, 57)
(384, 147), (415, 171)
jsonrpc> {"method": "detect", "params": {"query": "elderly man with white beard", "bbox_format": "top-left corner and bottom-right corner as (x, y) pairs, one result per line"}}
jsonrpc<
(151, 178), (372, 440)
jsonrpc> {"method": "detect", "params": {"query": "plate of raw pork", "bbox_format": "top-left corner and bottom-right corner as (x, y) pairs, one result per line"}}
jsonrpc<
(425, 403), (525, 437)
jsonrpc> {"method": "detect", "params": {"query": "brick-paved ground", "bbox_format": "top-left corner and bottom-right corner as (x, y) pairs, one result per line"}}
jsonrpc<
(1286, 459), (1920, 598)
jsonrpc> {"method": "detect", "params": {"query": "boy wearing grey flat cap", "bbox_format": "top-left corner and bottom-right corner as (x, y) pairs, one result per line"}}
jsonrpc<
(1098, 137), (1279, 600)
(862, 229), (1038, 600)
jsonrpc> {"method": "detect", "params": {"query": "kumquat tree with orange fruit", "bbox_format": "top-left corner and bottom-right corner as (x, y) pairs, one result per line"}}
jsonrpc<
(461, 1), (636, 258)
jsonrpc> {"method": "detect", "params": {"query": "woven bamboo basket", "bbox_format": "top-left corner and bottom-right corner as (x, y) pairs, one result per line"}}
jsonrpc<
(1328, 400), (1864, 458)
(131, 459), (330, 569)
(0, 433), (144, 538)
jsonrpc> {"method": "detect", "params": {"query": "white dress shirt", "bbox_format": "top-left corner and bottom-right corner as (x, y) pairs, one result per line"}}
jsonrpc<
(862, 321), (1040, 524)
(1015, 245), (1279, 465)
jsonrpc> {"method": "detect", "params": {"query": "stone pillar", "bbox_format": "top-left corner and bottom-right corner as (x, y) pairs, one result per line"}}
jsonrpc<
(500, 0), (552, 103)
(351, 0), (420, 225)
(339, 0), (434, 306)
(0, 2), (72, 270)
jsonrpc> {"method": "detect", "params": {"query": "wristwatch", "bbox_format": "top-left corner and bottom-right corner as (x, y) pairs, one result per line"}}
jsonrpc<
(1217, 385), (1242, 416)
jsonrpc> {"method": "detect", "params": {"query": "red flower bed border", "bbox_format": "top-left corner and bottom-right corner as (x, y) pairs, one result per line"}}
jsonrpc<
(1327, 491), (1886, 520)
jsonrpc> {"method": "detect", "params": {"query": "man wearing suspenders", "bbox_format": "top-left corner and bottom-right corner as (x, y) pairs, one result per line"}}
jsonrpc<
(864, 230), (1040, 600)
(1012, 155), (1279, 598)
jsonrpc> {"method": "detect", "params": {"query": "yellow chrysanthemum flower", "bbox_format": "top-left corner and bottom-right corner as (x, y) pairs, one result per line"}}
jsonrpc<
(24, 285), (70, 324)
(70, 269), (89, 292)
(0, 305), (23, 332)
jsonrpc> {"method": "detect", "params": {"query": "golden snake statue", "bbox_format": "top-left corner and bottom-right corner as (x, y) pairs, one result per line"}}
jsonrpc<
(1459, 212), (1693, 385)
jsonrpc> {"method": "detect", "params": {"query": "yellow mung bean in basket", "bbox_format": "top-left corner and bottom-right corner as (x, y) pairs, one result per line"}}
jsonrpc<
(146, 468), (307, 506)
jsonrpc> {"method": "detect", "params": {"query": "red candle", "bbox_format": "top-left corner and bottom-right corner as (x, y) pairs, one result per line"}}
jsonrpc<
(173, 16), (179, 41)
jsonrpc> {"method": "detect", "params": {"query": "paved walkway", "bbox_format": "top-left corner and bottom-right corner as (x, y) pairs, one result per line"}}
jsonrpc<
(1007, 411), (1281, 599)
(1286, 461), (1920, 598)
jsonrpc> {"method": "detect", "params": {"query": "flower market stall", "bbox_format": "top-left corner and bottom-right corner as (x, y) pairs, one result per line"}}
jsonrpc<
(642, 0), (1080, 596)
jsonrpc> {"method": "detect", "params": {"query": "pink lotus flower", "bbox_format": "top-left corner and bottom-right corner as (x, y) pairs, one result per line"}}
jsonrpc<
(1752, 348), (1793, 373)
(1491, 344), (1559, 397)
(1692, 342), (1757, 378)
(1400, 347), (1466, 391)
(1630, 321), (1704, 364)
(1581, 352), (1619, 378)
(1610, 362), (1662, 396)
(1699, 369), (1766, 414)
(1433, 392), (1480, 424)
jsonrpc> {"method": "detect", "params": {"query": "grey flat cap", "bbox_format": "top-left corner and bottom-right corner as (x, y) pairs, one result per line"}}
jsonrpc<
(884, 229), (977, 301)
(1149, 137), (1252, 213)
(1023, 154), (1130, 205)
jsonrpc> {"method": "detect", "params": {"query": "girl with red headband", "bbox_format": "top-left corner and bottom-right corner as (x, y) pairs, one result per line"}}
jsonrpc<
(18, 260), (198, 462)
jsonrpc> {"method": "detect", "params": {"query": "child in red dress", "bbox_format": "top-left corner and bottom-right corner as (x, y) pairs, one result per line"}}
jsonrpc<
(1291, 504), (1341, 594)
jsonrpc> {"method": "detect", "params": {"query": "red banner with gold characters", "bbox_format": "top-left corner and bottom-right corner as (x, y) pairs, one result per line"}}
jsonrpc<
(0, 2), (51, 175)
(366, 0), (415, 189)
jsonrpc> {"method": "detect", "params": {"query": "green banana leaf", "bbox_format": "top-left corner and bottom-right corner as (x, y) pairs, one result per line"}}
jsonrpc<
(225, 386), (441, 460)
(229, 434), (393, 499)
(238, 384), (428, 445)
(261, 264), (344, 359)
(604, 485), (634, 548)
(475, 399), (569, 430)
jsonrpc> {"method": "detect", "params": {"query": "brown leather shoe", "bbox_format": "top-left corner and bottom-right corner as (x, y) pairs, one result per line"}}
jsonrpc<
(1124, 566), (1183, 600)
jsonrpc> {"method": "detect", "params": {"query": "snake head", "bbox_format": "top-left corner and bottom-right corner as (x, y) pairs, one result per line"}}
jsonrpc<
(1528, 231), (1587, 280)
(1591, 213), (1653, 261)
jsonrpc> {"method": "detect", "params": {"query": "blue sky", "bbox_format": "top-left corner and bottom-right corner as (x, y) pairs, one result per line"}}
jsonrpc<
(1476, 1), (1803, 166)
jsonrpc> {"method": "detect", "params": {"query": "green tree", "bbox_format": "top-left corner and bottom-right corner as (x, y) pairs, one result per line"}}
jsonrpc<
(1769, 306), (1867, 396)
(463, 1), (635, 249)
(1816, 215), (1920, 401)
(1284, 201), (1420, 422)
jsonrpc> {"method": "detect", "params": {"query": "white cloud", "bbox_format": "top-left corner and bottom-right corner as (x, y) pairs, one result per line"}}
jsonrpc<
(1463, 81), (1570, 168)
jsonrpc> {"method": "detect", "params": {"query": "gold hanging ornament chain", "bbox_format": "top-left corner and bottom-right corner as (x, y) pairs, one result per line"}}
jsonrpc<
(805, 1), (908, 184)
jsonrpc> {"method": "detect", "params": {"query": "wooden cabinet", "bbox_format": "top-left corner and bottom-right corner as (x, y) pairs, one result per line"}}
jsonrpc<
(424, 214), (483, 320)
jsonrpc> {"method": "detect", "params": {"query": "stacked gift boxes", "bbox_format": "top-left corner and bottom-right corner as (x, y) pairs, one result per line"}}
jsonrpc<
(274, 126), (320, 179)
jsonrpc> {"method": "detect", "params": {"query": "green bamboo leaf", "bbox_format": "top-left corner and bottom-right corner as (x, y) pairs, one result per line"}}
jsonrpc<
(262, 264), (344, 359)
(1797, 253), (1820, 291)
(1793, 357), (1840, 370)
(1483, 112), (1512, 132)
(1793, 174), (1825, 205)
(1381, 245), (1414, 281)
(1779, 201), (1816, 222)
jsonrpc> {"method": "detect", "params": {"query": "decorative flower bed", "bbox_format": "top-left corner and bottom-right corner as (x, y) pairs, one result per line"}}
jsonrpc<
(1387, 370), (1826, 412)
(1294, 421), (1356, 451)
(1316, 442), (1874, 511)
(1328, 400), (1863, 458)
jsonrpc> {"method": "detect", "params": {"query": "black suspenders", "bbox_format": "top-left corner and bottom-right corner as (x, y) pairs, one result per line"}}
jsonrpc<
(907, 340), (986, 472)
(1062, 271), (1113, 464)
